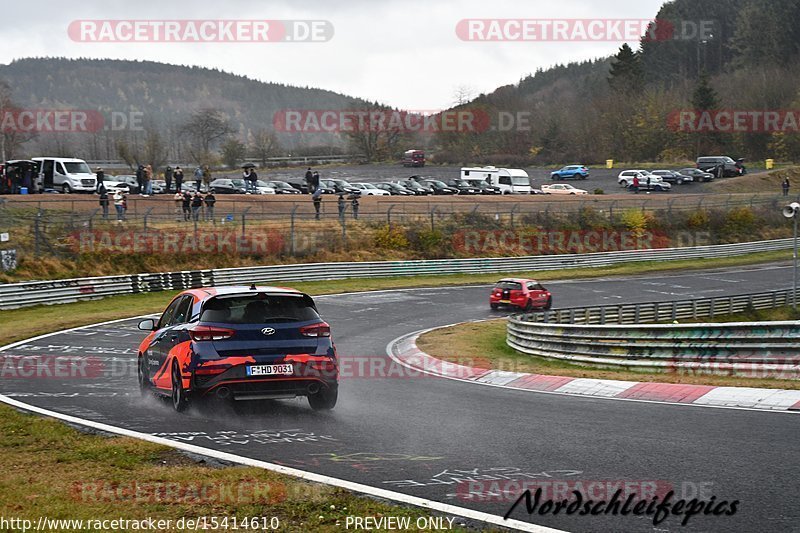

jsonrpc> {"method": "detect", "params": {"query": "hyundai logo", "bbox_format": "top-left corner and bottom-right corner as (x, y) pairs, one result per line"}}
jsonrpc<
(261, 327), (276, 336)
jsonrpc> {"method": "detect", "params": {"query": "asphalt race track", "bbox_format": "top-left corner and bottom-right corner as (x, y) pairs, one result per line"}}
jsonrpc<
(1, 264), (799, 532)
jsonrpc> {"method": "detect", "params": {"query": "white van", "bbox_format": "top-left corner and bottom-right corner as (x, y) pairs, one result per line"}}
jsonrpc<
(460, 166), (530, 194)
(33, 157), (96, 193)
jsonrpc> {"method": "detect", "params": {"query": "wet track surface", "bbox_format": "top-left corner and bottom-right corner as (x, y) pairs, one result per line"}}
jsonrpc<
(1, 264), (798, 532)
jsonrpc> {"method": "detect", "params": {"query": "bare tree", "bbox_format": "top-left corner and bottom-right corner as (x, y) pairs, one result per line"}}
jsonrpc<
(183, 108), (233, 163)
(249, 129), (280, 166)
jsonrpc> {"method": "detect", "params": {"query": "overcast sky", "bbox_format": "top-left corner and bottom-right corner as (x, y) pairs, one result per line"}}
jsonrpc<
(1, 0), (665, 110)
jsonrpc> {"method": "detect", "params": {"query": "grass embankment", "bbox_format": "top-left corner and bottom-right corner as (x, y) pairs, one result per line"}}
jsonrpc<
(417, 309), (800, 390)
(0, 249), (790, 345)
(707, 166), (800, 193)
(0, 404), (475, 532)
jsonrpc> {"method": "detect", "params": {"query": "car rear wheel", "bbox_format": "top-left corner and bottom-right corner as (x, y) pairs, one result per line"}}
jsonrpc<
(308, 386), (337, 411)
(490, 303), (499, 310)
(676, 178), (684, 185)
(171, 362), (189, 412)
(544, 297), (553, 310)
(524, 300), (533, 312)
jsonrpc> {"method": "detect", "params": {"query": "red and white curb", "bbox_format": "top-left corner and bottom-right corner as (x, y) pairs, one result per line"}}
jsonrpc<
(387, 329), (800, 413)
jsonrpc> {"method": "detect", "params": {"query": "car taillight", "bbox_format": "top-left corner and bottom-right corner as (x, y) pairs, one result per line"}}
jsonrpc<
(300, 322), (331, 337)
(189, 326), (235, 341)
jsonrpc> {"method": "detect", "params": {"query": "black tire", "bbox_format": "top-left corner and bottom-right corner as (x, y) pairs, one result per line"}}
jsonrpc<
(62, 183), (72, 194)
(524, 300), (533, 312)
(676, 178), (684, 185)
(137, 355), (151, 397)
(308, 386), (337, 411)
(544, 297), (553, 310)
(171, 361), (189, 412)
(490, 303), (499, 310)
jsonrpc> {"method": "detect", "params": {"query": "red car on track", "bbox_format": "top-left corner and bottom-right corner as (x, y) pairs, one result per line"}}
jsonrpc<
(137, 285), (338, 412)
(490, 278), (552, 311)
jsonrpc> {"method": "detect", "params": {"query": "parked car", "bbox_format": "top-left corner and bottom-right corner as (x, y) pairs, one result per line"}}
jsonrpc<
(541, 183), (589, 195)
(102, 180), (131, 194)
(399, 180), (433, 195)
(490, 278), (552, 311)
(287, 180), (310, 194)
(137, 286), (339, 412)
(678, 168), (714, 183)
(618, 171), (672, 191)
(420, 179), (459, 195)
(151, 179), (167, 194)
(265, 180), (302, 194)
(209, 178), (247, 194)
(650, 170), (691, 185)
(110, 175), (141, 194)
(374, 182), (414, 195)
(251, 180), (275, 195)
(2, 159), (42, 193)
(33, 157), (95, 193)
(350, 182), (391, 196)
(321, 178), (359, 194)
(445, 179), (482, 195)
(696, 156), (746, 178)
(550, 165), (589, 180)
(618, 170), (655, 187)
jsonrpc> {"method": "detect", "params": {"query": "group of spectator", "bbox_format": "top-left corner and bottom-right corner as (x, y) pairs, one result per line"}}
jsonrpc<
(173, 190), (217, 222)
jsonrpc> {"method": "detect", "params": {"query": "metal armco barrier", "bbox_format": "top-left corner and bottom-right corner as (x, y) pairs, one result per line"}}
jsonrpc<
(0, 238), (793, 310)
(507, 288), (800, 377)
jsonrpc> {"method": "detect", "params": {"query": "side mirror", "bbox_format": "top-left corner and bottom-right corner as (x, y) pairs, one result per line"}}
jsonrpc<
(138, 318), (156, 331)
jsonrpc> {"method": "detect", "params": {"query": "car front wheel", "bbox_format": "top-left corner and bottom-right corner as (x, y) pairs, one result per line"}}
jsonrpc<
(62, 183), (72, 194)
(137, 356), (151, 397)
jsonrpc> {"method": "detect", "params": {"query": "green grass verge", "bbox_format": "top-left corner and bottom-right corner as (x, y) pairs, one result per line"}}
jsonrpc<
(417, 318), (799, 390)
(0, 404), (480, 532)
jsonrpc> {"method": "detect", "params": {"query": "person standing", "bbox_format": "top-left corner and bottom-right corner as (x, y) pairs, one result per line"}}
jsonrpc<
(202, 165), (212, 192)
(312, 171), (320, 193)
(95, 167), (105, 192)
(247, 167), (258, 193)
(173, 191), (184, 220)
(646, 175), (651, 191)
(305, 167), (314, 192)
(632, 175), (640, 194)
(182, 191), (192, 221)
(312, 187), (322, 220)
(98, 185), (109, 219)
(191, 191), (204, 221)
(164, 166), (173, 193)
(113, 190), (126, 221)
(143, 164), (153, 196)
(783, 178), (790, 197)
(174, 166), (184, 192)
(337, 194), (345, 219)
(204, 190), (216, 221)
(135, 164), (144, 193)
(350, 193), (360, 220)
(194, 166), (203, 192)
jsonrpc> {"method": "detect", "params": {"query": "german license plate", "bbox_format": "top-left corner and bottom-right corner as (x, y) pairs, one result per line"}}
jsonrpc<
(246, 364), (293, 376)
(499, 300), (510, 304)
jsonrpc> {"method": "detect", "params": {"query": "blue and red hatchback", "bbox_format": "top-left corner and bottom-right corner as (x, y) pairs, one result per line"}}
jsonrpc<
(137, 285), (338, 412)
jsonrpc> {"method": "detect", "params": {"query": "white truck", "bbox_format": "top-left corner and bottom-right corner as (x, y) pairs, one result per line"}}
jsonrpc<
(460, 166), (531, 194)
(33, 157), (96, 193)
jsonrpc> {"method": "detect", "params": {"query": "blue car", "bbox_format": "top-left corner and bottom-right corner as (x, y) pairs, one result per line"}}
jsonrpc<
(550, 165), (589, 180)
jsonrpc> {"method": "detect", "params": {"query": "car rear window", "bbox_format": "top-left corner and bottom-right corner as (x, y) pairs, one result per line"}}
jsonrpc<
(201, 294), (320, 324)
(494, 281), (522, 290)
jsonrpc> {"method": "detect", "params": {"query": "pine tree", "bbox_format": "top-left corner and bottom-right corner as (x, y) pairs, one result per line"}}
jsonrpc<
(608, 44), (643, 93)
(691, 73), (720, 110)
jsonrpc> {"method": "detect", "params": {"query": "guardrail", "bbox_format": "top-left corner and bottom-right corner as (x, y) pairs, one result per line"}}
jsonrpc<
(507, 288), (800, 378)
(0, 238), (793, 310)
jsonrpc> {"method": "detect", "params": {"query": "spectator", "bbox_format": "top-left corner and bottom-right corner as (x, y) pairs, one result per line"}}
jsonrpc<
(194, 166), (203, 191)
(182, 191), (192, 221)
(337, 194), (345, 218)
(350, 193), (360, 220)
(202, 165), (212, 192)
(22, 166), (33, 192)
(174, 166), (184, 192)
(305, 167), (314, 191)
(783, 178), (790, 197)
(191, 191), (204, 221)
(113, 190), (126, 221)
(143, 164), (153, 196)
(312, 171), (320, 193)
(98, 185), (109, 219)
(135, 164), (144, 192)
(646, 175), (651, 191)
(8, 167), (19, 194)
(95, 167), (105, 192)
(173, 191), (184, 220)
(632, 175), (640, 194)
(204, 190), (216, 221)
(312, 187), (322, 220)
(164, 166), (173, 193)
